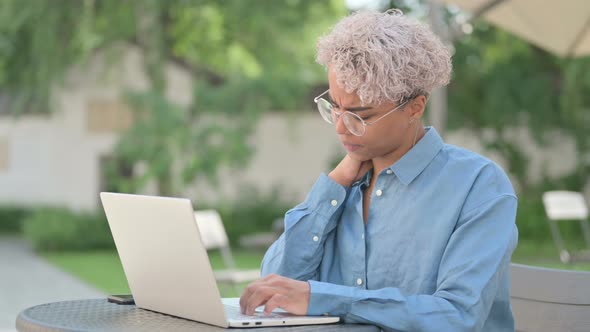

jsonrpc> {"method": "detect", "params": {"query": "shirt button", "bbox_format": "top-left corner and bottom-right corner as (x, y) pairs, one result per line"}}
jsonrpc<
(312, 235), (319, 242)
(376, 189), (383, 196)
(361, 234), (365, 240)
(356, 278), (363, 286)
(331, 200), (338, 206)
(386, 169), (393, 174)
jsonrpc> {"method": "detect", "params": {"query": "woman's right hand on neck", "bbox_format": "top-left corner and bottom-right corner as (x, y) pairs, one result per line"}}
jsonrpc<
(328, 155), (373, 187)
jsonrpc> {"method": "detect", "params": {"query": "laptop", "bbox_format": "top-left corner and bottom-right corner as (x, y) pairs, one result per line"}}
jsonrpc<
(99, 192), (340, 328)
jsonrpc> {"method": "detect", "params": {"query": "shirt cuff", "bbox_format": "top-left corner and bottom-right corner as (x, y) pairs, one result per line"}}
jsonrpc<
(307, 280), (356, 316)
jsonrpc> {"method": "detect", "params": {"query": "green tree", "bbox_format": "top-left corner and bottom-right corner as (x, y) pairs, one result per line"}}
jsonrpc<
(449, 23), (590, 192)
(0, 0), (347, 196)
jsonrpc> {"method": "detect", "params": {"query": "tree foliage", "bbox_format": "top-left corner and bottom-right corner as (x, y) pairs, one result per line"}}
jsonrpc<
(3, 0), (587, 197)
(449, 22), (590, 192)
(0, 0), (346, 196)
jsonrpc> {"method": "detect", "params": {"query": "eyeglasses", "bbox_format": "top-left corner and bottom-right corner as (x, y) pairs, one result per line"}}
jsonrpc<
(313, 89), (410, 136)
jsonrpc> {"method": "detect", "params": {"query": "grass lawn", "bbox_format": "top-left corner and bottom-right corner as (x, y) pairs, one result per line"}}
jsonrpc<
(512, 240), (590, 271)
(43, 249), (265, 297)
(43, 239), (590, 298)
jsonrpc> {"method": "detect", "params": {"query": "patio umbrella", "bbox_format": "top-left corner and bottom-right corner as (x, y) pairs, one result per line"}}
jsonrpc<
(439, 0), (590, 58)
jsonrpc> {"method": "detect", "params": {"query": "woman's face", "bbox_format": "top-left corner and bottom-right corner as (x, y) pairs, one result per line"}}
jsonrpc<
(327, 68), (416, 162)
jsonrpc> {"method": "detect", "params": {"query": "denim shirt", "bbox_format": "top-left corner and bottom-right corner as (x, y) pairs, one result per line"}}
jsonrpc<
(261, 127), (518, 332)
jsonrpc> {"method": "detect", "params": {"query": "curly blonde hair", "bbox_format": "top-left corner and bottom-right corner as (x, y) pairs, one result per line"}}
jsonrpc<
(316, 9), (452, 105)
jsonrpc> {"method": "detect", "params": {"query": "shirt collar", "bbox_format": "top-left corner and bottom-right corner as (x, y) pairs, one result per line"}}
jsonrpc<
(390, 126), (444, 186)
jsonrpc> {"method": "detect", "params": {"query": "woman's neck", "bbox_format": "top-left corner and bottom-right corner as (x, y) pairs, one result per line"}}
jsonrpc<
(371, 125), (426, 175)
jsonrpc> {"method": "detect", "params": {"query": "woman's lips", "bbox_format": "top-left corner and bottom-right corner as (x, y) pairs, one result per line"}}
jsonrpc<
(342, 142), (362, 152)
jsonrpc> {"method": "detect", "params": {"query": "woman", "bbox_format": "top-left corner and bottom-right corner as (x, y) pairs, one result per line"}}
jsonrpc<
(240, 9), (518, 332)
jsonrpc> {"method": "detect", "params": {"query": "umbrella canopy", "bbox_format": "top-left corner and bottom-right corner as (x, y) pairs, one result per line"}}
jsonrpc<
(439, 0), (590, 57)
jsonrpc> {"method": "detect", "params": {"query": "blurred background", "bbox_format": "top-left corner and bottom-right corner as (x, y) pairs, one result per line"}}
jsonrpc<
(0, 0), (589, 330)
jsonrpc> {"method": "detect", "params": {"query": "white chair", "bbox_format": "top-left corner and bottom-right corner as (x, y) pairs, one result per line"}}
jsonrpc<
(542, 191), (590, 263)
(510, 263), (590, 332)
(193, 210), (260, 293)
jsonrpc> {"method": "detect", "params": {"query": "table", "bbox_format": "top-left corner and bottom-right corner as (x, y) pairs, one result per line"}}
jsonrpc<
(16, 299), (381, 332)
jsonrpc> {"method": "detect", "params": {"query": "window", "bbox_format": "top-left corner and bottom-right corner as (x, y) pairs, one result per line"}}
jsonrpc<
(86, 99), (133, 134)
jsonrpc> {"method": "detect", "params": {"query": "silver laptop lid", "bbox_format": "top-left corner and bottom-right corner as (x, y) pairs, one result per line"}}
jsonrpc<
(100, 192), (228, 328)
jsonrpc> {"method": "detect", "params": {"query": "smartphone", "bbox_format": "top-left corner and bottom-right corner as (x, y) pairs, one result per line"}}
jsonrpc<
(107, 294), (135, 305)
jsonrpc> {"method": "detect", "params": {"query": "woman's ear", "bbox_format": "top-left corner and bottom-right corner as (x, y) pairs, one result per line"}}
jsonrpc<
(409, 95), (427, 119)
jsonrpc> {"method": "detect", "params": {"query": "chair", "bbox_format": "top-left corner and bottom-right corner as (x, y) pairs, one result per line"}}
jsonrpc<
(510, 263), (590, 332)
(542, 191), (590, 263)
(238, 217), (283, 249)
(193, 209), (260, 293)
